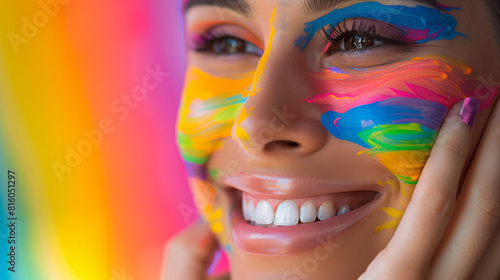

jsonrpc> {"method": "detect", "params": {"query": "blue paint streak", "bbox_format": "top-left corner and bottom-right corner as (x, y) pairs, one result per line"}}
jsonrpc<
(328, 66), (347, 73)
(207, 248), (223, 275)
(295, 2), (465, 51)
(321, 97), (447, 148)
(440, 5), (462, 12)
(347, 67), (368, 71)
(204, 94), (247, 110)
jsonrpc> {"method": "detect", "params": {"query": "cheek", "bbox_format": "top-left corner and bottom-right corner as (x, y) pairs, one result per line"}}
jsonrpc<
(177, 67), (253, 251)
(307, 57), (476, 185)
(189, 177), (232, 251)
(176, 67), (254, 166)
(323, 99), (444, 185)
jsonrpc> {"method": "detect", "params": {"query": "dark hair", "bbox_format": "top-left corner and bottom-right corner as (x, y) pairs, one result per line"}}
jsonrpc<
(487, 0), (500, 56)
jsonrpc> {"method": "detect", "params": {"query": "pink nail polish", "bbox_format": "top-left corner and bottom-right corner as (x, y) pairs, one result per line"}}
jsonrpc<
(460, 98), (479, 127)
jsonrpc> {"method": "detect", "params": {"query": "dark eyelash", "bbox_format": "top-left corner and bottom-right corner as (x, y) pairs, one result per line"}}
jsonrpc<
(194, 30), (235, 52)
(321, 19), (411, 47)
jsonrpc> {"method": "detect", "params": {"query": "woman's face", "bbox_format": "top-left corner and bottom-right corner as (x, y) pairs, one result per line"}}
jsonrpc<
(178, 0), (499, 278)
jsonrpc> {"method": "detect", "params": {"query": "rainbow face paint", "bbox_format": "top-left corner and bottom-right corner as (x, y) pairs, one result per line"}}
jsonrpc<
(305, 58), (473, 112)
(178, 7), (279, 255)
(295, 2), (465, 51)
(322, 97), (446, 149)
(176, 67), (254, 251)
(303, 50), (499, 231)
(305, 57), (476, 185)
(177, 67), (254, 165)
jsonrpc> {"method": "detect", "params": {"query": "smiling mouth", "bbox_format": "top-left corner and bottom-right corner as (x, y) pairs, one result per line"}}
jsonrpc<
(221, 175), (385, 255)
(241, 190), (379, 227)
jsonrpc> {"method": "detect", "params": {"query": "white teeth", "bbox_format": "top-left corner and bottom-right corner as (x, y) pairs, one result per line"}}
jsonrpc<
(337, 205), (350, 216)
(245, 197), (352, 226)
(274, 200), (299, 226)
(242, 199), (255, 222)
(317, 200), (336, 221)
(300, 200), (317, 223)
(243, 200), (250, 221)
(255, 200), (274, 225)
(247, 200), (255, 222)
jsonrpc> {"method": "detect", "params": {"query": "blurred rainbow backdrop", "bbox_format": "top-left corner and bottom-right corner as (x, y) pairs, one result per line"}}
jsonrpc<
(0, 0), (206, 279)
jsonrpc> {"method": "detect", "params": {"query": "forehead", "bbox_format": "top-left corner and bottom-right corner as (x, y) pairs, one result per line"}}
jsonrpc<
(183, 0), (445, 15)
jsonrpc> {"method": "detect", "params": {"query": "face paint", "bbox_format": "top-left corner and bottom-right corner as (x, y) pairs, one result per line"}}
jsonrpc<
(306, 57), (472, 111)
(295, 2), (465, 52)
(232, 7), (277, 148)
(250, 6), (276, 96)
(304, 56), (498, 232)
(177, 67), (254, 165)
(178, 7), (279, 256)
(306, 57), (496, 184)
(189, 176), (232, 252)
(177, 68), (253, 253)
(375, 207), (405, 232)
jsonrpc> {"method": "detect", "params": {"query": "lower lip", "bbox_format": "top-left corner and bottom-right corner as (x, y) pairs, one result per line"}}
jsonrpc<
(230, 191), (383, 255)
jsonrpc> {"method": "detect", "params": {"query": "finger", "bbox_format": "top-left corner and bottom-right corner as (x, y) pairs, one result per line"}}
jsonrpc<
(472, 227), (500, 279)
(430, 96), (500, 279)
(160, 221), (218, 280)
(360, 98), (478, 279)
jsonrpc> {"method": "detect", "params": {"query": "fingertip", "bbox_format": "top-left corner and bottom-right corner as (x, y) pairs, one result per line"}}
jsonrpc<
(459, 98), (480, 128)
(161, 222), (219, 280)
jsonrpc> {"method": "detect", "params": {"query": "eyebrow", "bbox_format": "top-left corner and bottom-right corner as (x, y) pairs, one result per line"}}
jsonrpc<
(184, 0), (444, 16)
(183, 0), (252, 15)
(301, 0), (444, 15)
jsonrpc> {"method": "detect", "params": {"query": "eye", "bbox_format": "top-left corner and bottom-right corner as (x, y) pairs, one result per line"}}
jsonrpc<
(322, 19), (410, 55)
(339, 33), (384, 51)
(196, 35), (264, 56)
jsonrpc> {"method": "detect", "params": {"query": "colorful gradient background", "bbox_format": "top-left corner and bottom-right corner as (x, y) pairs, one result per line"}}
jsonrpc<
(0, 1), (204, 279)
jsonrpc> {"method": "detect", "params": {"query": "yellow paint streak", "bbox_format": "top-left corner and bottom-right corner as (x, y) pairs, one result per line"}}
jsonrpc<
(374, 150), (428, 185)
(233, 106), (254, 147)
(382, 207), (404, 218)
(177, 67), (254, 164)
(248, 6), (276, 97)
(190, 178), (230, 247)
(201, 205), (228, 243)
(231, 7), (276, 149)
(400, 183), (415, 197)
(377, 179), (398, 190)
(375, 220), (400, 232)
(210, 222), (224, 234)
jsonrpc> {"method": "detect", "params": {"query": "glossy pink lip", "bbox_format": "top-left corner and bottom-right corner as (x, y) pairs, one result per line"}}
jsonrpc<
(221, 174), (384, 255)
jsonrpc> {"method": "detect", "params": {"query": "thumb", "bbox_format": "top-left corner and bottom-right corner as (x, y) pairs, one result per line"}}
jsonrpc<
(160, 220), (219, 280)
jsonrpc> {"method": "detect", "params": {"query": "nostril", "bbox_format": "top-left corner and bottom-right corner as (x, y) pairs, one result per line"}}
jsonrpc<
(264, 140), (301, 152)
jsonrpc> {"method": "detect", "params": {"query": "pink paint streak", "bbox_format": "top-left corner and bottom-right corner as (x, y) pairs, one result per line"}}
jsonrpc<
(303, 57), (497, 113)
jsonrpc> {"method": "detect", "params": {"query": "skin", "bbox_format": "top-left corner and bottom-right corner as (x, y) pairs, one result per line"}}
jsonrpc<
(164, 0), (500, 279)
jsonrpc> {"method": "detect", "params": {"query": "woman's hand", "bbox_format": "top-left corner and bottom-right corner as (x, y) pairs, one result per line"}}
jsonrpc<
(160, 220), (229, 280)
(360, 96), (500, 280)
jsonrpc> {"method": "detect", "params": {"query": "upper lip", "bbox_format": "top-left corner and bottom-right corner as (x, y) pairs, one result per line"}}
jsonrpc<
(221, 174), (382, 198)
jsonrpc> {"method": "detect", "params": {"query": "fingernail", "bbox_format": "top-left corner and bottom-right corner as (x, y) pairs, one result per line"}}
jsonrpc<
(460, 98), (479, 127)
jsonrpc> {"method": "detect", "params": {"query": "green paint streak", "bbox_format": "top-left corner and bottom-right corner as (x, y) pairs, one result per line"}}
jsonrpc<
(359, 123), (437, 154)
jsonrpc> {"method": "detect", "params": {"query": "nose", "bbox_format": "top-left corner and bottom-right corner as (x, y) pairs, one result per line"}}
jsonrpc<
(231, 38), (329, 158)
